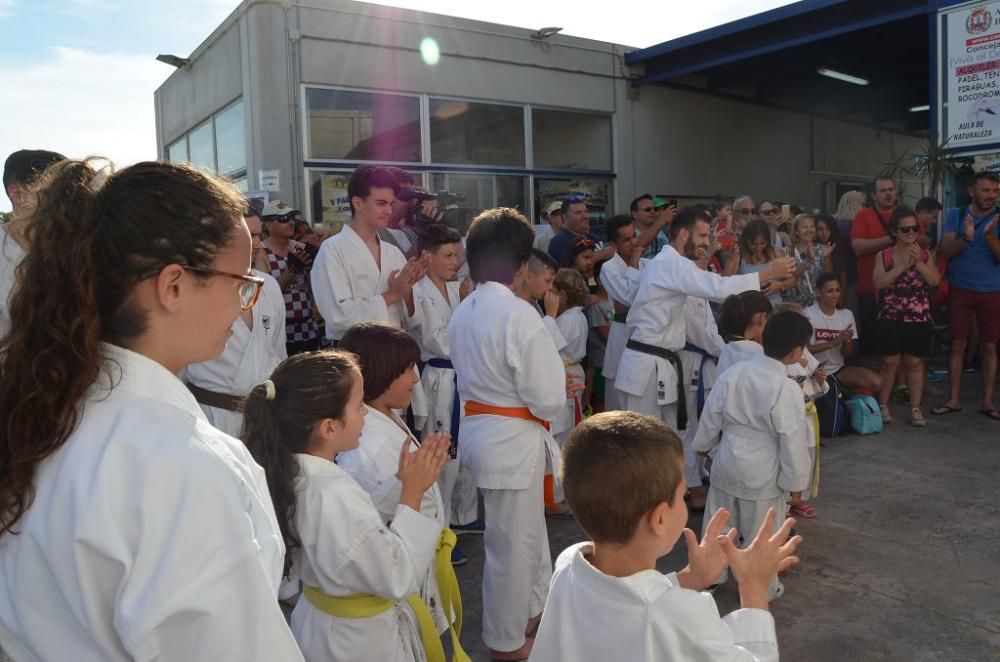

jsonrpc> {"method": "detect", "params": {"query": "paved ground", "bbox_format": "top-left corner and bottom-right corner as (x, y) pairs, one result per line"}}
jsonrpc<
(450, 368), (1000, 661)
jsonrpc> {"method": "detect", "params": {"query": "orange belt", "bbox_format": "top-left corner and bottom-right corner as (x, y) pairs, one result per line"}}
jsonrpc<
(464, 401), (550, 431)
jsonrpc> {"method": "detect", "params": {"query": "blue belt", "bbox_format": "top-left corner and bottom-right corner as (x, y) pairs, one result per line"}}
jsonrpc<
(683, 343), (718, 419)
(422, 358), (459, 457)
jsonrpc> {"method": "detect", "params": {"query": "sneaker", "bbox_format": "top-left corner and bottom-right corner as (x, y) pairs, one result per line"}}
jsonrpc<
(452, 519), (485, 535)
(880, 404), (894, 424)
(910, 407), (927, 427)
(451, 547), (468, 566)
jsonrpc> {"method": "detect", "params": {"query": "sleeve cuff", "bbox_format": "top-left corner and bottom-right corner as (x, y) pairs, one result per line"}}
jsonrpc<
(390, 503), (443, 549)
(722, 608), (777, 646)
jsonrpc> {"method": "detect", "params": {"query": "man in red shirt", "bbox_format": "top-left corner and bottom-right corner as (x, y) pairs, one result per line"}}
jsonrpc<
(850, 177), (929, 360)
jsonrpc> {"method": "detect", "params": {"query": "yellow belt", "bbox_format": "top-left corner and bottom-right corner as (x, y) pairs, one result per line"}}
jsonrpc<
(302, 528), (470, 662)
(805, 401), (820, 498)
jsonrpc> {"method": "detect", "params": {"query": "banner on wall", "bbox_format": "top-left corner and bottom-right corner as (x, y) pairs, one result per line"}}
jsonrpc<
(941, 1), (1000, 150)
(319, 174), (353, 233)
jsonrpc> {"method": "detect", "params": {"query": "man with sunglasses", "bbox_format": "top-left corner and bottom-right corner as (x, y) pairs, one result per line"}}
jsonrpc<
(630, 193), (675, 259)
(546, 196), (616, 265)
(259, 199), (321, 355)
(185, 202), (287, 438)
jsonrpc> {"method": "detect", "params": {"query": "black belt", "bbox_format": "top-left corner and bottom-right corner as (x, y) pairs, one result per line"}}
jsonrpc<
(612, 312), (628, 324)
(187, 383), (243, 412)
(625, 339), (687, 431)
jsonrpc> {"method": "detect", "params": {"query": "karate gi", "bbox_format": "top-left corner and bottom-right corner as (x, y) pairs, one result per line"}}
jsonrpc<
(598, 251), (641, 411)
(184, 270), (287, 437)
(692, 355), (811, 598)
(311, 225), (427, 427)
(0, 225), (25, 338)
(410, 276), (478, 526)
(615, 246), (759, 430)
(0, 344), (302, 662)
(336, 407), (450, 633)
(530, 542), (779, 662)
(448, 281), (565, 652)
(551, 306), (588, 445)
(717, 340), (764, 377)
(786, 349), (827, 499)
(680, 296), (725, 488)
(290, 453), (442, 662)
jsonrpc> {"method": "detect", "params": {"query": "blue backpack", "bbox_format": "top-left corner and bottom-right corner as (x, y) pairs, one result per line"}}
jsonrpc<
(816, 375), (849, 437)
(845, 394), (883, 435)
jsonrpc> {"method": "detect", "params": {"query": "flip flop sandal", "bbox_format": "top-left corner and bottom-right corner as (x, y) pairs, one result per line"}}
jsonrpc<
(931, 404), (963, 416)
(980, 408), (1000, 421)
(788, 502), (817, 518)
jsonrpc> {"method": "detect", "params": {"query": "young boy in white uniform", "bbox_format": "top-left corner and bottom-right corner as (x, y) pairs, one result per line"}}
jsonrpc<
(408, 225), (481, 553)
(693, 310), (814, 599)
(530, 411), (801, 661)
(448, 208), (566, 661)
(185, 211), (287, 437)
(615, 208), (795, 432)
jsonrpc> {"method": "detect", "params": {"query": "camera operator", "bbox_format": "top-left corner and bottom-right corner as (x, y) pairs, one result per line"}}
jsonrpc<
(380, 168), (445, 258)
(258, 199), (321, 354)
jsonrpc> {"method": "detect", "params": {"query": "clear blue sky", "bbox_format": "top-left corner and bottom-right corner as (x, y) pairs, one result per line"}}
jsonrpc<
(0, 0), (798, 211)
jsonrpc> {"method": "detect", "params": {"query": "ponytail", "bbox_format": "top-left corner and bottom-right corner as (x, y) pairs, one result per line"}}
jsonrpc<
(718, 290), (774, 342)
(240, 350), (360, 576)
(0, 158), (246, 537)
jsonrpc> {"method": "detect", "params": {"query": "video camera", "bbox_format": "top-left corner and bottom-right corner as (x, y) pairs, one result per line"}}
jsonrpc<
(396, 186), (467, 230)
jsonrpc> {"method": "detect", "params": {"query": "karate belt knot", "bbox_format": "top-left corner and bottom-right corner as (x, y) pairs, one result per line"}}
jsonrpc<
(625, 339), (688, 430)
(302, 528), (470, 662)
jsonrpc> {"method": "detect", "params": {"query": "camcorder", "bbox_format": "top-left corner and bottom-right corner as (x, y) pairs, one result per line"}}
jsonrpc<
(396, 186), (471, 233)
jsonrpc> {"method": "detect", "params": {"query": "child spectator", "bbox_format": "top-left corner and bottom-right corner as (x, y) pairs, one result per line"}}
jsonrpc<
(529, 411), (801, 661)
(693, 310), (814, 600)
(804, 273), (883, 397)
(551, 269), (589, 447)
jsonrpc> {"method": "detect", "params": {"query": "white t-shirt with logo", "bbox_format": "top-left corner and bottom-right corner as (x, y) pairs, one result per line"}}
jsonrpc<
(804, 303), (857, 373)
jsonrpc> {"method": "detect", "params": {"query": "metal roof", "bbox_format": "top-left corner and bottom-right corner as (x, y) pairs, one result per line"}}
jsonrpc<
(625, 0), (969, 134)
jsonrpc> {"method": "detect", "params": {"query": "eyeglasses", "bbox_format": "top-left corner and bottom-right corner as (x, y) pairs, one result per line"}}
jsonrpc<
(183, 265), (264, 310)
(265, 215), (295, 224)
(897, 225), (919, 234)
(760, 208), (777, 215)
(736, 207), (758, 215)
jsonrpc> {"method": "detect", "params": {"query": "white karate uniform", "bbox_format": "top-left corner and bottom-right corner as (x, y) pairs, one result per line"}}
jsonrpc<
(289, 453), (442, 662)
(786, 349), (828, 499)
(615, 246), (759, 429)
(598, 251), (641, 410)
(312, 224), (409, 341)
(0, 224), (25, 339)
(336, 408), (450, 633)
(717, 339), (765, 376)
(0, 344), (302, 662)
(551, 306), (588, 444)
(530, 542), (779, 662)
(448, 281), (565, 652)
(693, 355), (811, 598)
(680, 296), (725, 488)
(311, 224), (428, 427)
(410, 276), (478, 526)
(184, 270), (287, 437)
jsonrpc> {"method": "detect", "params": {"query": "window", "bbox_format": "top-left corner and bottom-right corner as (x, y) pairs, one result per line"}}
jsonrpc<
(532, 109), (612, 171)
(430, 172), (528, 232)
(214, 100), (246, 176)
(187, 120), (215, 172)
(306, 88), (421, 162)
(430, 99), (525, 166)
(167, 139), (188, 164)
(535, 177), (613, 239)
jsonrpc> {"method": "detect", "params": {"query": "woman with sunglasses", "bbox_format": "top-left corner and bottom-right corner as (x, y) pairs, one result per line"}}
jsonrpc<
(0, 160), (303, 660)
(873, 207), (941, 426)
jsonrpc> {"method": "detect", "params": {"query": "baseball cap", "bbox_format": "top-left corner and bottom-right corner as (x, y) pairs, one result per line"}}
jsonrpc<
(652, 196), (669, 209)
(262, 200), (299, 218)
(546, 201), (563, 215)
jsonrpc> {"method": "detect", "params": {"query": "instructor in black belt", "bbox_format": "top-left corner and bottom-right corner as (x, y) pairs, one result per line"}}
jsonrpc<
(613, 206), (795, 432)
